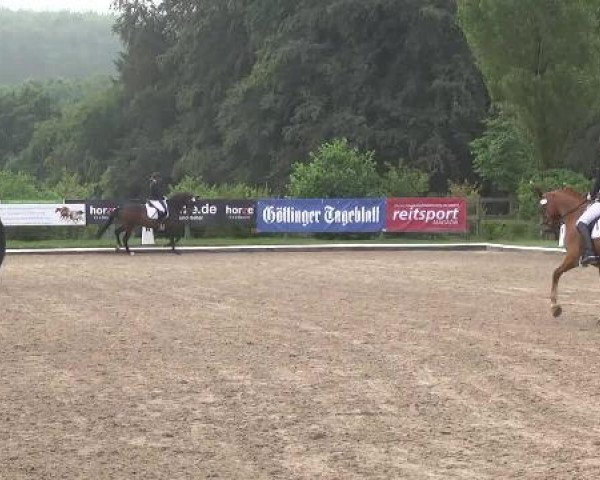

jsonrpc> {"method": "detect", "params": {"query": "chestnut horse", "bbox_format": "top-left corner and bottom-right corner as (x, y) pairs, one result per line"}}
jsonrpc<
(0, 217), (5, 270)
(538, 187), (597, 317)
(96, 192), (196, 255)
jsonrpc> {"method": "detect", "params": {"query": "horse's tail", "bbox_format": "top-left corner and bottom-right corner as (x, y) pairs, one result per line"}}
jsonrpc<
(96, 207), (120, 239)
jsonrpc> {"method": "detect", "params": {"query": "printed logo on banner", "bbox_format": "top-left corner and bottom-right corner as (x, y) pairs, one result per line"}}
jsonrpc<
(178, 199), (256, 225)
(55, 205), (85, 223)
(224, 202), (255, 222)
(86, 200), (119, 225)
(178, 201), (219, 223)
(257, 199), (385, 233)
(385, 197), (467, 232)
(0, 203), (87, 226)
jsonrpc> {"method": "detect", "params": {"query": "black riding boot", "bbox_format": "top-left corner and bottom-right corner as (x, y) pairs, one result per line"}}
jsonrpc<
(152, 209), (164, 231)
(577, 222), (599, 266)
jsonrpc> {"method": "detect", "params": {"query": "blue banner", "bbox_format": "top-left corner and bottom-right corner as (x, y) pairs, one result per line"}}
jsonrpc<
(257, 198), (385, 233)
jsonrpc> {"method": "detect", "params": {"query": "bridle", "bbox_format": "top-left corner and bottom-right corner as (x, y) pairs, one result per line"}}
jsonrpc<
(557, 199), (589, 223)
(541, 195), (588, 228)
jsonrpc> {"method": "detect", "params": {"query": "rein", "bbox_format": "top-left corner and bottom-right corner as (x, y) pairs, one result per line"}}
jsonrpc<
(559, 199), (589, 223)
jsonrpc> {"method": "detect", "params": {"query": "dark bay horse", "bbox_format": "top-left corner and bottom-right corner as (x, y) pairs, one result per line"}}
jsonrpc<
(538, 187), (597, 317)
(0, 218), (5, 270)
(96, 192), (196, 255)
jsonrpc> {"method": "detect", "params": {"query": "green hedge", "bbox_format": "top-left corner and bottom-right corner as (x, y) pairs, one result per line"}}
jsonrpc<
(477, 219), (540, 240)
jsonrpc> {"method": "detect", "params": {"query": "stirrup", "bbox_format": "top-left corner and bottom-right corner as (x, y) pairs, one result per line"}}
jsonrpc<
(580, 255), (600, 267)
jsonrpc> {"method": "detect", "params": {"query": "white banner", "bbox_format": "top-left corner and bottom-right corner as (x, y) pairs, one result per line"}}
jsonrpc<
(0, 203), (87, 226)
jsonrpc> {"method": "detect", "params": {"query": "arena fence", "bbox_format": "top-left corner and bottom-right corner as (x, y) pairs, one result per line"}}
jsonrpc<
(0, 196), (549, 247)
(1, 197), (468, 234)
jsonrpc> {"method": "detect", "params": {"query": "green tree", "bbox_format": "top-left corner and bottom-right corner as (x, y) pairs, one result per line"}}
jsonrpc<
(470, 110), (535, 192)
(0, 81), (59, 169)
(0, 170), (56, 201)
(288, 139), (382, 198)
(170, 175), (270, 199)
(12, 85), (121, 183)
(48, 169), (97, 200)
(216, 0), (489, 188)
(457, 0), (600, 170)
(380, 162), (429, 197)
(112, 0), (489, 192)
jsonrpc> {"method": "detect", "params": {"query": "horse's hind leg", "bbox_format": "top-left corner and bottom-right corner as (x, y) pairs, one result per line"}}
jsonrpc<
(551, 256), (578, 317)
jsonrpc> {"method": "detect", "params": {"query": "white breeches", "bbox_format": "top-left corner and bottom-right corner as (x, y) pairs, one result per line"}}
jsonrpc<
(147, 199), (166, 213)
(577, 201), (600, 225)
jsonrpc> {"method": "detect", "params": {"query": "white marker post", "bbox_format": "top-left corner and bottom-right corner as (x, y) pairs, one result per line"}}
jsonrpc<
(558, 224), (566, 248)
(142, 227), (155, 245)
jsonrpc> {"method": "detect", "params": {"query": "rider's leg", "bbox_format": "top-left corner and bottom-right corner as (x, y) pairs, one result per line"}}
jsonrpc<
(576, 202), (600, 265)
(159, 199), (168, 219)
(576, 221), (598, 265)
(149, 200), (165, 219)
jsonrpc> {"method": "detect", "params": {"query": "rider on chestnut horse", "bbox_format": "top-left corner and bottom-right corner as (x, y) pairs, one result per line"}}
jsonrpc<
(576, 167), (600, 266)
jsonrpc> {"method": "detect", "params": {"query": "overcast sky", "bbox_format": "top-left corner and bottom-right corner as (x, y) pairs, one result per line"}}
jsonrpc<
(0, 0), (113, 13)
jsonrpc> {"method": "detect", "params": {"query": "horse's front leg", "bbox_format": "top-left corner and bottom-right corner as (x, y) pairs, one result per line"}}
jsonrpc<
(123, 227), (134, 256)
(551, 256), (578, 317)
(169, 234), (181, 255)
(114, 225), (125, 251)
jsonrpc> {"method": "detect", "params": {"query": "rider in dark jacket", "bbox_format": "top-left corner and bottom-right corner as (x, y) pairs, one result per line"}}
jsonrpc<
(148, 172), (168, 220)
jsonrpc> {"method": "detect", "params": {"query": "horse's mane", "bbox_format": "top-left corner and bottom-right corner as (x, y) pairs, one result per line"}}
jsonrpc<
(168, 191), (194, 202)
(555, 187), (585, 200)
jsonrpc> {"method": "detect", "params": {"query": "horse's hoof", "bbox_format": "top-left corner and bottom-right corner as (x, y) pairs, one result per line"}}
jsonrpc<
(552, 305), (563, 318)
(129, 251), (135, 256)
(115, 246), (121, 253)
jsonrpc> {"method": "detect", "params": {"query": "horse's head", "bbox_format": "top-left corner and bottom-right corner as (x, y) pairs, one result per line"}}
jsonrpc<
(537, 187), (585, 234)
(168, 192), (197, 215)
(538, 191), (562, 234)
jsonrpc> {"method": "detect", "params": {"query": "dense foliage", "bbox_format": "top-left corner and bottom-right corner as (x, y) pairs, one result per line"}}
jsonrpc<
(458, 0), (600, 171)
(470, 110), (535, 193)
(104, 0), (489, 195)
(288, 139), (428, 198)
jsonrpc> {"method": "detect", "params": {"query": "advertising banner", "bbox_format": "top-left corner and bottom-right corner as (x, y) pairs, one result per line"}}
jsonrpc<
(178, 199), (256, 226)
(385, 197), (468, 233)
(85, 199), (255, 226)
(86, 200), (120, 225)
(257, 198), (385, 233)
(0, 203), (87, 226)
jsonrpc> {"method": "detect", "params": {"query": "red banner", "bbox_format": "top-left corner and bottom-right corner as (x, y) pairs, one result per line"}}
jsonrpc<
(386, 197), (468, 233)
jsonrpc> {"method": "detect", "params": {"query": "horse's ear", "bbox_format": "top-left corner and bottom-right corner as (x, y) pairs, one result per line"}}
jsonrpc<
(530, 181), (544, 199)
